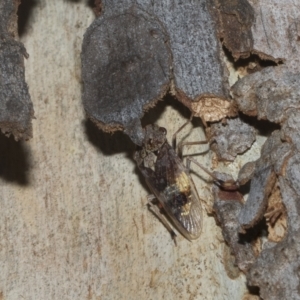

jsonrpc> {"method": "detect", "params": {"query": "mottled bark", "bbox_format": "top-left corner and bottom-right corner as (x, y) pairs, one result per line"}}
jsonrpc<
(0, 0), (33, 140)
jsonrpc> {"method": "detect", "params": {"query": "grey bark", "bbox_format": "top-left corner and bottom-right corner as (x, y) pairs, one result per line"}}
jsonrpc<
(0, 0), (33, 140)
(1, 0), (300, 299)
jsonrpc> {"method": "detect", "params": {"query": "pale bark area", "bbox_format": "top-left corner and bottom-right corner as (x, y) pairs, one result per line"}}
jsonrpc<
(248, 0), (300, 71)
(0, 1), (260, 299)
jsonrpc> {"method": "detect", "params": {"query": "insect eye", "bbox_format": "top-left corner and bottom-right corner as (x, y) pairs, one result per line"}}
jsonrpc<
(159, 127), (167, 135)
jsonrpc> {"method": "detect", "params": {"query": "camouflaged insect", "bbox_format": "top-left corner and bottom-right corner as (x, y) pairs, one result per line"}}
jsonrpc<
(134, 124), (203, 240)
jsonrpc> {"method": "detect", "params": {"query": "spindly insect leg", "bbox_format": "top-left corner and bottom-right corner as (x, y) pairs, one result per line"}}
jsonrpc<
(186, 156), (216, 178)
(172, 115), (207, 158)
(186, 156), (239, 191)
(146, 194), (178, 246)
(179, 140), (208, 160)
(172, 114), (194, 151)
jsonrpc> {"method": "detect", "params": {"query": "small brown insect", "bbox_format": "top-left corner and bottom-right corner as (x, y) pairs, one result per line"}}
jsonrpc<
(134, 124), (203, 242)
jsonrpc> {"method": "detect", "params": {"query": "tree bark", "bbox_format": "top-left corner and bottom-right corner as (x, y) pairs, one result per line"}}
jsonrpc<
(1, 0), (299, 299)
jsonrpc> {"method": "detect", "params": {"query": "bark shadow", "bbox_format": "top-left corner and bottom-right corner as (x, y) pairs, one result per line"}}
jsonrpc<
(239, 113), (281, 137)
(0, 135), (31, 185)
(65, 0), (97, 11)
(17, 0), (39, 37)
(84, 94), (193, 157)
(84, 94), (200, 191)
(141, 93), (192, 127)
(84, 119), (135, 156)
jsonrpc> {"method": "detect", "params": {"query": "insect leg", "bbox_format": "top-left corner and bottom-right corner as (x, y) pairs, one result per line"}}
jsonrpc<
(186, 156), (239, 191)
(186, 156), (215, 178)
(146, 195), (178, 246)
(265, 207), (284, 225)
(172, 114), (194, 151)
(178, 140), (208, 159)
(172, 114), (208, 158)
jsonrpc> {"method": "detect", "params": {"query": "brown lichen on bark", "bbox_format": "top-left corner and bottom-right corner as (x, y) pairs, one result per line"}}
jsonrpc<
(209, 0), (255, 59)
(265, 183), (287, 243)
(0, 0), (34, 140)
(189, 94), (238, 125)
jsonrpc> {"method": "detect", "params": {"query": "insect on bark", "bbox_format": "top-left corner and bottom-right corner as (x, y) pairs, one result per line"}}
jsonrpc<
(134, 123), (203, 243)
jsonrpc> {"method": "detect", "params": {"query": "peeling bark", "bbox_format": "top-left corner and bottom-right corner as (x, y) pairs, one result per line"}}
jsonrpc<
(232, 66), (300, 123)
(213, 172), (256, 273)
(248, 0), (300, 68)
(82, 7), (171, 145)
(81, 0), (300, 298)
(210, 1), (300, 297)
(209, 0), (255, 59)
(248, 174), (300, 300)
(82, 1), (233, 144)
(207, 117), (256, 161)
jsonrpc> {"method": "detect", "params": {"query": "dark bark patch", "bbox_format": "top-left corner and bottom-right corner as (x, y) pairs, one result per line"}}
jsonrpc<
(81, 7), (171, 145)
(0, 0), (34, 140)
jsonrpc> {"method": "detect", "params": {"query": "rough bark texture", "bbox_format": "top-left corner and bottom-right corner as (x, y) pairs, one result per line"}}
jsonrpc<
(0, 0), (34, 140)
(82, 7), (171, 145)
(97, 0), (229, 100)
(82, 1), (234, 145)
(2, 0), (300, 299)
(248, 0), (300, 68)
(212, 172), (256, 273)
(210, 0), (255, 59)
(232, 66), (300, 123)
(207, 117), (256, 161)
(0, 1), (248, 299)
(243, 123), (300, 298)
(228, 0), (300, 298)
(82, 0), (256, 161)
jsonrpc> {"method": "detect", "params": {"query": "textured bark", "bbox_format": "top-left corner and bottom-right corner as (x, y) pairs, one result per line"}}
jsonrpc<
(208, 117), (256, 161)
(0, 0), (33, 140)
(2, 0), (300, 299)
(229, 1), (300, 298)
(212, 172), (256, 273)
(232, 66), (300, 123)
(210, 0), (255, 59)
(0, 1), (248, 299)
(82, 7), (171, 145)
(248, 0), (300, 68)
(82, 0), (256, 160)
(82, 1), (233, 144)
